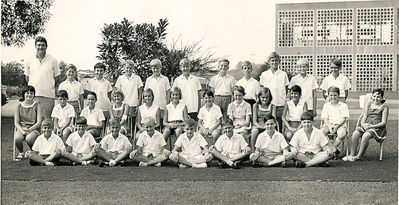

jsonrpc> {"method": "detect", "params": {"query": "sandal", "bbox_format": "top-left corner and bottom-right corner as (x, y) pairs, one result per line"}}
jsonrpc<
(15, 153), (24, 161)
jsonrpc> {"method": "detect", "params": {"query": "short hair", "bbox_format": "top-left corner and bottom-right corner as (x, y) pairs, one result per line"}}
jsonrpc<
(327, 86), (340, 95)
(143, 88), (154, 103)
(109, 118), (121, 127)
(56, 90), (69, 98)
(87, 91), (97, 100)
(218, 58), (230, 65)
(20, 85), (36, 102)
(372, 88), (385, 103)
(35, 36), (47, 46)
(233, 85), (246, 95)
(222, 118), (234, 127)
(242, 61), (252, 69)
(170, 87), (182, 99)
(94, 62), (106, 71)
(123, 60), (136, 67)
(75, 116), (88, 125)
(185, 119), (196, 128)
(263, 114), (276, 123)
(111, 89), (125, 101)
(41, 118), (54, 128)
(300, 111), (314, 121)
(66, 64), (77, 72)
(267, 52), (280, 62)
(296, 59), (309, 67)
(179, 58), (191, 67)
(257, 87), (273, 106)
(150, 59), (162, 67)
(330, 58), (342, 68)
(203, 90), (214, 98)
(290, 85), (302, 95)
(142, 116), (155, 125)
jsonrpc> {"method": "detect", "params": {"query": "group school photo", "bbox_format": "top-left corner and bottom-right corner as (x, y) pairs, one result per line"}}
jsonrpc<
(1, 0), (398, 204)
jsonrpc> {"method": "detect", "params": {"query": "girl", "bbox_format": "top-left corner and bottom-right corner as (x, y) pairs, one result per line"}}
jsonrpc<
(14, 85), (43, 161)
(344, 89), (389, 161)
(136, 88), (161, 137)
(227, 86), (251, 142)
(250, 87), (276, 151)
(107, 89), (129, 135)
(162, 87), (188, 141)
(282, 85), (308, 141)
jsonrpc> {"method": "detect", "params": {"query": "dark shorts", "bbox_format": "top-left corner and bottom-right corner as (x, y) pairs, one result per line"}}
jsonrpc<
(214, 95), (231, 117)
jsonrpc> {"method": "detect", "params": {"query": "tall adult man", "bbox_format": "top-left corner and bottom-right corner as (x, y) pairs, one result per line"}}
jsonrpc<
(24, 36), (61, 119)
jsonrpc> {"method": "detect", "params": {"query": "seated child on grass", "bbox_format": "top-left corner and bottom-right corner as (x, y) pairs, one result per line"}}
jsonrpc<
(80, 91), (105, 142)
(344, 88), (389, 161)
(290, 112), (333, 168)
(93, 118), (132, 167)
(162, 87), (188, 141)
(51, 90), (75, 142)
(320, 86), (349, 156)
(25, 119), (65, 166)
(250, 115), (292, 167)
(210, 119), (250, 169)
(227, 86), (252, 142)
(136, 88), (161, 137)
(60, 116), (97, 165)
(282, 85), (308, 141)
(107, 89), (130, 135)
(169, 119), (212, 168)
(129, 117), (170, 167)
(198, 90), (222, 144)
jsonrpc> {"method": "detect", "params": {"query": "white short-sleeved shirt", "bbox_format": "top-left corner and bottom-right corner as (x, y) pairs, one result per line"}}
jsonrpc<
(290, 127), (329, 154)
(320, 74), (351, 98)
(255, 131), (288, 153)
(227, 100), (252, 123)
(236, 77), (260, 100)
(288, 74), (318, 110)
(214, 133), (248, 155)
(139, 104), (159, 124)
(136, 130), (166, 157)
(166, 102), (186, 122)
(286, 100), (305, 122)
(51, 103), (75, 127)
(259, 69), (289, 106)
(115, 74), (143, 107)
(32, 133), (65, 155)
(198, 104), (223, 129)
(58, 80), (84, 102)
(66, 131), (96, 155)
(24, 54), (60, 98)
(80, 107), (105, 126)
(209, 74), (236, 96)
(321, 102), (349, 125)
(172, 75), (202, 113)
(175, 132), (207, 158)
(86, 78), (113, 111)
(100, 133), (132, 153)
(144, 75), (170, 110)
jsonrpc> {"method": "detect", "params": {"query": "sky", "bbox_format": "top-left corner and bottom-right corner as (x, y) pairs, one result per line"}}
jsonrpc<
(1, 0), (362, 70)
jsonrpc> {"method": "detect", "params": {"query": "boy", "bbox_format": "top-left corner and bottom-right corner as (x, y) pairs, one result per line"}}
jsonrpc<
(320, 86), (349, 155)
(60, 116), (97, 165)
(80, 91), (105, 142)
(172, 58), (202, 120)
(51, 90), (75, 142)
(259, 52), (289, 131)
(85, 62), (113, 116)
(93, 118), (132, 167)
(290, 112), (333, 168)
(236, 61), (260, 108)
(58, 64), (84, 115)
(250, 115), (292, 167)
(288, 59), (318, 117)
(25, 119), (65, 166)
(130, 117), (170, 167)
(198, 90), (223, 144)
(169, 119), (212, 168)
(144, 59), (170, 117)
(210, 119), (250, 169)
(320, 58), (351, 102)
(114, 60), (143, 119)
(209, 59), (236, 119)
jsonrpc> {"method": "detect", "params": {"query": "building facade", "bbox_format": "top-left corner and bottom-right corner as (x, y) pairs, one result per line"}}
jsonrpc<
(276, 1), (399, 91)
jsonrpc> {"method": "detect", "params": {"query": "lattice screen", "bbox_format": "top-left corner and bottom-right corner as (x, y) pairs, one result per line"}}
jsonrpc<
(317, 9), (353, 46)
(315, 55), (353, 86)
(278, 10), (314, 47)
(357, 7), (394, 46)
(356, 54), (394, 91)
(280, 55), (314, 77)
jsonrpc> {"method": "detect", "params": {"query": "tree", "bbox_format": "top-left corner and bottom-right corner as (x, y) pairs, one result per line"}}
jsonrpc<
(1, 61), (26, 86)
(1, 0), (54, 47)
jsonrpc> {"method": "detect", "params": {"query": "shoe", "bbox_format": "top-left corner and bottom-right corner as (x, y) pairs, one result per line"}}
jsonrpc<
(72, 162), (79, 166)
(98, 160), (108, 167)
(281, 161), (287, 168)
(342, 156), (355, 162)
(45, 161), (54, 166)
(139, 162), (148, 167)
(119, 160), (126, 167)
(154, 162), (162, 167)
(192, 163), (207, 168)
(295, 161), (306, 168)
(218, 162), (228, 169)
(318, 161), (331, 167)
(231, 162), (240, 169)
(15, 153), (24, 161)
(179, 164), (188, 169)
(252, 161), (263, 168)
(333, 150), (341, 160)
